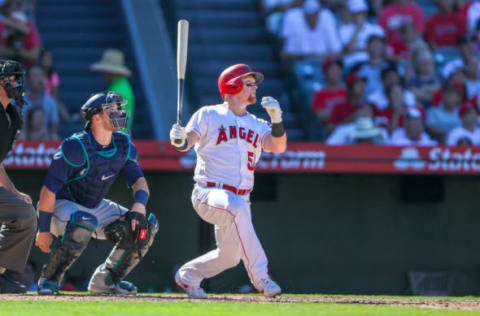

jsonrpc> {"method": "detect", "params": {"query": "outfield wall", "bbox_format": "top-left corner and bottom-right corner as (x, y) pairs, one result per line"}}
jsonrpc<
(13, 170), (480, 295)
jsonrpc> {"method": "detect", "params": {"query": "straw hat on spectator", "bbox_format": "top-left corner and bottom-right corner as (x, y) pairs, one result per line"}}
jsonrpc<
(4, 11), (29, 34)
(90, 49), (131, 76)
(351, 117), (381, 140)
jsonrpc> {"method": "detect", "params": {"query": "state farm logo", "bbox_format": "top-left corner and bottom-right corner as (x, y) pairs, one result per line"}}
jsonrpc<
(258, 150), (326, 170)
(394, 147), (480, 172)
(394, 148), (426, 170)
(428, 147), (480, 171)
(3, 143), (57, 167)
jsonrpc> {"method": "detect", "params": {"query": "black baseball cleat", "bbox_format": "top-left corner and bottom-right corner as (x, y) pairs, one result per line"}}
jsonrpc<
(0, 273), (27, 294)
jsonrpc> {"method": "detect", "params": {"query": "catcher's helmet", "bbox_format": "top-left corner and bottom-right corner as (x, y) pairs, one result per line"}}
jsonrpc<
(81, 92), (128, 130)
(0, 60), (25, 99)
(218, 64), (263, 99)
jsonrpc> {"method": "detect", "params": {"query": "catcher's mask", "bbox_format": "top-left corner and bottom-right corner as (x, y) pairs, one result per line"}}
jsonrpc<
(81, 92), (129, 131)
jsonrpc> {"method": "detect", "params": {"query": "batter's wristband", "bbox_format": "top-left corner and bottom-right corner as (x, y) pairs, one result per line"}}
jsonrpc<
(134, 189), (149, 206)
(271, 122), (286, 137)
(38, 210), (52, 233)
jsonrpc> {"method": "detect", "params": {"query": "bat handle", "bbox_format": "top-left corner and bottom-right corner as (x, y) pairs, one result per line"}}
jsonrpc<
(177, 78), (184, 126)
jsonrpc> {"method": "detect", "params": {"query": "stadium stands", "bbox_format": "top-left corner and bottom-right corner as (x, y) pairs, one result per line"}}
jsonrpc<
(36, 0), (152, 138)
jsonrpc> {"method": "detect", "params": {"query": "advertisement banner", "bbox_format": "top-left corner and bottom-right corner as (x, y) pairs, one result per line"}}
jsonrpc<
(5, 140), (480, 175)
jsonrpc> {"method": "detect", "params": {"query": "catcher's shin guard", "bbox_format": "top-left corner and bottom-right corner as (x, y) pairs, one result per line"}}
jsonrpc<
(39, 211), (98, 287)
(88, 213), (158, 292)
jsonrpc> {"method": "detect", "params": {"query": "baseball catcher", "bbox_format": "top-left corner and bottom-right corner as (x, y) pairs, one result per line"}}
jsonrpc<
(35, 92), (158, 295)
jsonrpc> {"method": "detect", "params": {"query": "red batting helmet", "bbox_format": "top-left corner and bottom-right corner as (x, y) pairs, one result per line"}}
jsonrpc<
(218, 64), (264, 99)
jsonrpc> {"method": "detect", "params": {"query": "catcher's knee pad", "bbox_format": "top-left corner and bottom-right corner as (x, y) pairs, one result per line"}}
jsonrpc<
(40, 211), (98, 283)
(101, 212), (158, 285)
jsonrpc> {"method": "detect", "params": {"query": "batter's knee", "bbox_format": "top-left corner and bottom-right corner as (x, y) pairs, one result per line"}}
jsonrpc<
(217, 248), (241, 269)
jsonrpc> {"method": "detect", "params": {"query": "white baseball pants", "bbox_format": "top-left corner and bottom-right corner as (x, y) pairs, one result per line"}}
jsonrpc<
(176, 184), (269, 290)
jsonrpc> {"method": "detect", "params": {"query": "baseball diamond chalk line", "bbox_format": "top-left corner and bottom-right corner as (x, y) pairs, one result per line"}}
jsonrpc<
(1, 294), (480, 310)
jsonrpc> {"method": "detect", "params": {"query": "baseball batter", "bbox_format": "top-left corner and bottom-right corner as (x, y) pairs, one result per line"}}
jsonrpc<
(170, 64), (287, 298)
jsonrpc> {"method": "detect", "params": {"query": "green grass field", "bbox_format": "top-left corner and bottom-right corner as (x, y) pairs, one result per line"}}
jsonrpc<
(1, 294), (480, 316)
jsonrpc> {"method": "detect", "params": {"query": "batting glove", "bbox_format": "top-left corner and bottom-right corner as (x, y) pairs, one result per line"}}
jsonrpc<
(261, 96), (283, 124)
(170, 123), (187, 148)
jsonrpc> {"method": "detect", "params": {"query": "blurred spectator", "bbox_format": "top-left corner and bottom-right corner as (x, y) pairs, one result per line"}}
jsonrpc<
(426, 83), (463, 142)
(379, 0), (425, 44)
(356, 34), (392, 95)
(260, 0), (304, 35)
(23, 66), (59, 139)
(39, 49), (77, 123)
(367, 66), (416, 110)
(90, 48), (134, 132)
(375, 82), (424, 134)
(18, 105), (48, 140)
(464, 55), (480, 98)
(327, 103), (387, 144)
(388, 21), (429, 61)
(327, 73), (376, 133)
(281, 0), (342, 60)
(431, 80), (468, 108)
(407, 49), (441, 108)
(0, 1), (41, 69)
(425, 0), (466, 48)
(442, 35), (478, 82)
(446, 101), (480, 145)
(339, 0), (384, 67)
(311, 59), (346, 125)
(39, 49), (58, 99)
(389, 107), (438, 145)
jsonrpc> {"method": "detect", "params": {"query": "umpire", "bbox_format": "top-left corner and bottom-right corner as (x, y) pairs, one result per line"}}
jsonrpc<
(0, 60), (37, 293)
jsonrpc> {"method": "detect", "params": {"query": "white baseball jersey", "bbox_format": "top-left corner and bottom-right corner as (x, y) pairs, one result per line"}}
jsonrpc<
(186, 102), (271, 190)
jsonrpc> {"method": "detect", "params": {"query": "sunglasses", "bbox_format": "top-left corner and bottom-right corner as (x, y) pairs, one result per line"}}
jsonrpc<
(245, 82), (257, 87)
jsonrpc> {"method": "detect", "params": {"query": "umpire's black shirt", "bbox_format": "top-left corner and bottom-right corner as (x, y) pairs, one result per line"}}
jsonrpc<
(0, 102), (21, 162)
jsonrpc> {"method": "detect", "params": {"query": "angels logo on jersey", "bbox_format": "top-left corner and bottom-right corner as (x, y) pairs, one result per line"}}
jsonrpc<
(216, 125), (260, 148)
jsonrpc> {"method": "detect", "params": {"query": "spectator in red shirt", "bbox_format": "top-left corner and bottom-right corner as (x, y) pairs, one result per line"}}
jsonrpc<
(0, 10), (41, 69)
(311, 59), (346, 124)
(388, 21), (429, 61)
(327, 73), (375, 133)
(379, 0), (425, 44)
(425, 0), (466, 48)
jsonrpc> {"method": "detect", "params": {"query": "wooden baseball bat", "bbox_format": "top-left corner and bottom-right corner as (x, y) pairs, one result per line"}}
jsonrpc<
(175, 19), (189, 145)
(177, 19), (189, 124)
